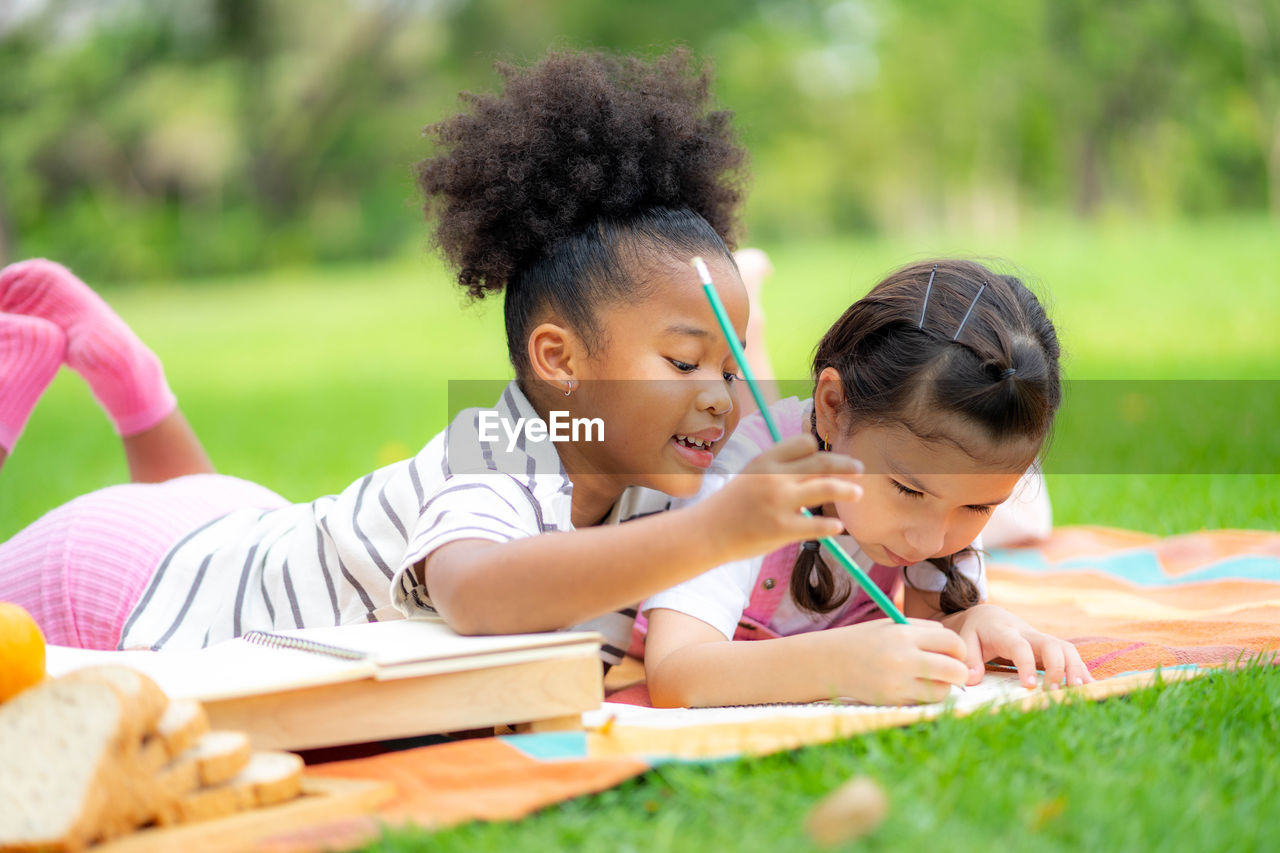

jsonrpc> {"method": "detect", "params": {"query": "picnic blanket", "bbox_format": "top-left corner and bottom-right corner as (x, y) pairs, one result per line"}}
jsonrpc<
(267, 527), (1279, 848)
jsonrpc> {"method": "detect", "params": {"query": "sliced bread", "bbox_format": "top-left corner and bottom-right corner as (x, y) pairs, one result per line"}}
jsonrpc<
(233, 751), (305, 807)
(154, 750), (305, 826)
(154, 697), (209, 760)
(2, 667), (306, 848)
(58, 665), (167, 741)
(188, 730), (253, 786)
(0, 679), (130, 852)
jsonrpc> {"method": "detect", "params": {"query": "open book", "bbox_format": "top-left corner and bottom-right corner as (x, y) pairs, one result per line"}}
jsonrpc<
(581, 668), (1210, 762)
(46, 618), (604, 750)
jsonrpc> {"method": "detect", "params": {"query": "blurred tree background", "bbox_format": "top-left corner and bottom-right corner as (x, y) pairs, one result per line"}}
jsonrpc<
(1, 0), (1276, 283)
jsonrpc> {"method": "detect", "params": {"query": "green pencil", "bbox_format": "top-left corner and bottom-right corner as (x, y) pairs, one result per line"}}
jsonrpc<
(692, 256), (910, 625)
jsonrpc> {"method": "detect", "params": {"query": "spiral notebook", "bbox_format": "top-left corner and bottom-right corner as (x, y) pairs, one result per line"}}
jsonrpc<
(45, 618), (606, 749)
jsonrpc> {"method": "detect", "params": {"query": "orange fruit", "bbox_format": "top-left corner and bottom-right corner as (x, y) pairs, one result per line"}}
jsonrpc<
(0, 601), (47, 703)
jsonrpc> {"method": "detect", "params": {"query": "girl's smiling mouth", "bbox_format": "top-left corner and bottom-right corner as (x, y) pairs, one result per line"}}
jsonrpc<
(671, 427), (724, 469)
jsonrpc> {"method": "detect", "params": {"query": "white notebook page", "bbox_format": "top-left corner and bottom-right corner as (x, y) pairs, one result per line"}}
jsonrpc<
(584, 671), (1039, 729)
(45, 618), (603, 699)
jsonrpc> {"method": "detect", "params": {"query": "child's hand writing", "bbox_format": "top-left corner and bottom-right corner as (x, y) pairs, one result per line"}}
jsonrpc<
(643, 609), (970, 708)
(699, 434), (862, 564)
(820, 619), (970, 705)
(942, 603), (1094, 689)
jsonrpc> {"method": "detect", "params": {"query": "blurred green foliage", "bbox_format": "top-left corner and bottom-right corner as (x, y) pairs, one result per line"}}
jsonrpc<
(5, 220), (1276, 538)
(0, 0), (1277, 282)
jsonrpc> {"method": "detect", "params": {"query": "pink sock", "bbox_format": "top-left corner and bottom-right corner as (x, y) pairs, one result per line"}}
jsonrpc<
(0, 314), (66, 452)
(0, 260), (176, 436)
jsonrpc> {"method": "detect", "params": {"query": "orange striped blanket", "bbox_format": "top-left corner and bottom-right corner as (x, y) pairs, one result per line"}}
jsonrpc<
(279, 526), (1278, 845)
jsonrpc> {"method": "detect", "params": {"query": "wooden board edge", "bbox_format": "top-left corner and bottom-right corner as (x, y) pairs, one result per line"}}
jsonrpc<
(94, 776), (395, 853)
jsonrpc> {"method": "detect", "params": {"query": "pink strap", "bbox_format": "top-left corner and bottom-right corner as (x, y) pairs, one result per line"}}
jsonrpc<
(631, 555), (906, 653)
(736, 553), (904, 640)
(733, 397), (811, 641)
(733, 542), (799, 640)
(629, 542), (801, 651)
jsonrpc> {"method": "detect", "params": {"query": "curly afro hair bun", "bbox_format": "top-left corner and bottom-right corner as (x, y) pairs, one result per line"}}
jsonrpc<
(417, 48), (747, 300)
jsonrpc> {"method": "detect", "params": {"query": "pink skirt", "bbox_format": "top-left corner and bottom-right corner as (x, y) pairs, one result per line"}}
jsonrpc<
(0, 474), (288, 649)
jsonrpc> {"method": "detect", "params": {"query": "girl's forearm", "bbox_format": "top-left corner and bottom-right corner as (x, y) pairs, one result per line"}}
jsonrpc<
(425, 501), (733, 634)
(646, 632), (840, 707)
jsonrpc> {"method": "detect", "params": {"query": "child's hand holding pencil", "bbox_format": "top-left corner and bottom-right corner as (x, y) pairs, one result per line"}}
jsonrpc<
(695, 434), (864, 563)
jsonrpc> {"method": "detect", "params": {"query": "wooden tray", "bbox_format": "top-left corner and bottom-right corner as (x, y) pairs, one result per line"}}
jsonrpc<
(96, 776), (394, 853)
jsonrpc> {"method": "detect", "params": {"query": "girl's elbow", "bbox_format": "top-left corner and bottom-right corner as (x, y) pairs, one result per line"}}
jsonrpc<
(646, 642), (726, 707)
(431, 581), (538, 636)
(433, 591), (513, 635)
(425, 576), (491, 635)
(429, 598), (478, 635)
(436, 607), (485, 636)
(646, 667), (697, 708)
(648, 682), (685, 708)
(423, 548), (541, 635)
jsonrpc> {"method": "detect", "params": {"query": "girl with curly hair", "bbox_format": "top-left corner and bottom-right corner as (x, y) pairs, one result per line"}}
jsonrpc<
(0, 50), (890, 677)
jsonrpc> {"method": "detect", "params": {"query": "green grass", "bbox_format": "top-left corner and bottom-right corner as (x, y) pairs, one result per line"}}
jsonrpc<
(377, 663), (1280, 852)
(2, 216), (1277, 849)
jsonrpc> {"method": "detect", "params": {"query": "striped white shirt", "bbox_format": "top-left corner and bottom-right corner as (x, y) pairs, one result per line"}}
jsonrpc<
(119, 382), (672, 665)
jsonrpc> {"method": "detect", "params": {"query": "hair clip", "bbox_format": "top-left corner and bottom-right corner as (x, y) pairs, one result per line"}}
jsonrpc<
(952, 281), (987, 341)
(918, 264), (937, 329)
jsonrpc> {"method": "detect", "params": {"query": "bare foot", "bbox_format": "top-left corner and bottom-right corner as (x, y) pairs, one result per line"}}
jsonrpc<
(734, 248), (774, 302)
(732, 248), (778, 409)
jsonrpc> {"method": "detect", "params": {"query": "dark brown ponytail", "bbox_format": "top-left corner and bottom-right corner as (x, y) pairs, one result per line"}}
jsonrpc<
(788, 509), (853, 614)
(927, 553), (982, 614)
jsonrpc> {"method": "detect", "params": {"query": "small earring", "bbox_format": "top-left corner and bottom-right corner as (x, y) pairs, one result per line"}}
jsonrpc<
(563, 379), (575, 397)
(821, 433), (830, 452)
